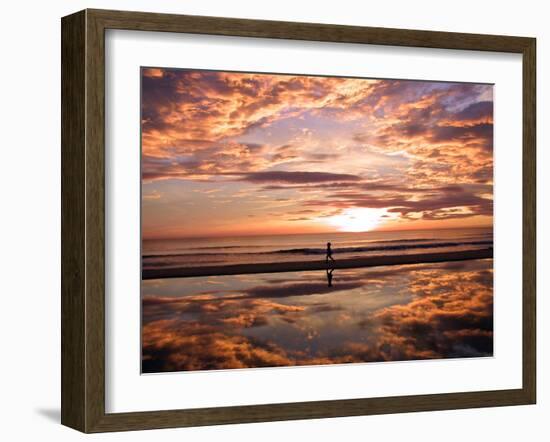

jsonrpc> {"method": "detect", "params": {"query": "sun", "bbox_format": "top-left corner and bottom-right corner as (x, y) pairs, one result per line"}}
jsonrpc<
(324, 207), (392, 232)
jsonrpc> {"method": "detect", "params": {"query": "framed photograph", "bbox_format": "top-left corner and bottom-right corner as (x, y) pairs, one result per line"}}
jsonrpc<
(61, 9), (536, 432)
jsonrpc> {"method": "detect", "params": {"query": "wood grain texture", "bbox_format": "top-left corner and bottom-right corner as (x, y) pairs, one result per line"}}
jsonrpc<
(522, 38), (537, 404)
(61, 8), (537, 433)
(91, 389), (530, 432)
(85, 9), (107, 433)
(61, 10), (86, 432)
(89, 8), (532, 52)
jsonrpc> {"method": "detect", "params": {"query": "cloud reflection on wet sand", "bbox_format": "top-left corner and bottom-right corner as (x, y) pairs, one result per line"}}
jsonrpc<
(142, 259), (493, 373)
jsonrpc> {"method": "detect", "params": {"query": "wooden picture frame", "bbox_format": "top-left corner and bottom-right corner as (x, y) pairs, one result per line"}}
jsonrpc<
(61, 8), (536, 433)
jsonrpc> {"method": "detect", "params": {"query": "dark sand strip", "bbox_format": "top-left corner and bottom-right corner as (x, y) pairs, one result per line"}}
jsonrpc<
(142, 248), (493, 280)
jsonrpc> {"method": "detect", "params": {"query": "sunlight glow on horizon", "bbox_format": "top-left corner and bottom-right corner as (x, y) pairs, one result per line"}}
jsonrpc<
(324, 207), (396, 233)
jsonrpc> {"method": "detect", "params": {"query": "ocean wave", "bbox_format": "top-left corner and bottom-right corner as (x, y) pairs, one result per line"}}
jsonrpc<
(143, 240), (493, 259)
(265, 240), (493, 255)
(185, 237), (440, 250)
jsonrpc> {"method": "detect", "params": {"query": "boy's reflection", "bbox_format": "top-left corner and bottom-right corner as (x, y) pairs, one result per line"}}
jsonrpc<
(326, 268), (334, 287)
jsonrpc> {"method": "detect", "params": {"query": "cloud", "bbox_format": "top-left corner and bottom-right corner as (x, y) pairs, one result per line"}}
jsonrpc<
(301, 183), (493, 220)
(454, 101), (493, 122)
(366, 267), (493, 360)
(141, 142), (270, 181)
(141, 69), (377, 156)
(240, 171), (361, 184)
(141, 68), (494, 234)
(142, 321), (294, 372)
(429, 123), (493, 143)
(243, 281), (364, 298)
(142, 260), (493, 372)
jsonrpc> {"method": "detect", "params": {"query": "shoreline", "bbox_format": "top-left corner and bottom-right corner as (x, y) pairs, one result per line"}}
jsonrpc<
(142, 248), (493, 280)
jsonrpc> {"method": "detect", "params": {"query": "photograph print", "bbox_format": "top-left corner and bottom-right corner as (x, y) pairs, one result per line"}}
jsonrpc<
(140, 67), (494, 374)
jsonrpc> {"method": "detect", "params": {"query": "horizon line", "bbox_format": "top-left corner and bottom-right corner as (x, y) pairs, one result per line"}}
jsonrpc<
(142, 224), (493, 242)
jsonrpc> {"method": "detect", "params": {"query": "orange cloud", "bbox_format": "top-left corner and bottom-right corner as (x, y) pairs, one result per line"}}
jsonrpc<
(141, 68), (493, 237)
(142, 260), (493, 372)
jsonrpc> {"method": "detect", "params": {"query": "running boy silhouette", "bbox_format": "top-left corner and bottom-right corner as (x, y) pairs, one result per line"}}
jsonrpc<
(326, 242), (335, 263)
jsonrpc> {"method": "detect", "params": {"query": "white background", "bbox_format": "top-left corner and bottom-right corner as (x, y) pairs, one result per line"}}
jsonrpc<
(0, 0), (547, 440)
(106, 30), (522, 413)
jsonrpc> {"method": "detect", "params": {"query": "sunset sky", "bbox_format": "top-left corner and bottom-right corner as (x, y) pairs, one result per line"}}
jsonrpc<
(141, 68), (493, 239)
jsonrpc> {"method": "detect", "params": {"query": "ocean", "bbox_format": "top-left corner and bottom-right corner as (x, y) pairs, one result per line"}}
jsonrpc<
(142, 226), (493, 272)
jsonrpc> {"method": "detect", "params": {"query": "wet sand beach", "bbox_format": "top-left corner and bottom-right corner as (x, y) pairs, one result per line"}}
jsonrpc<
(142, 247), (493, 280)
